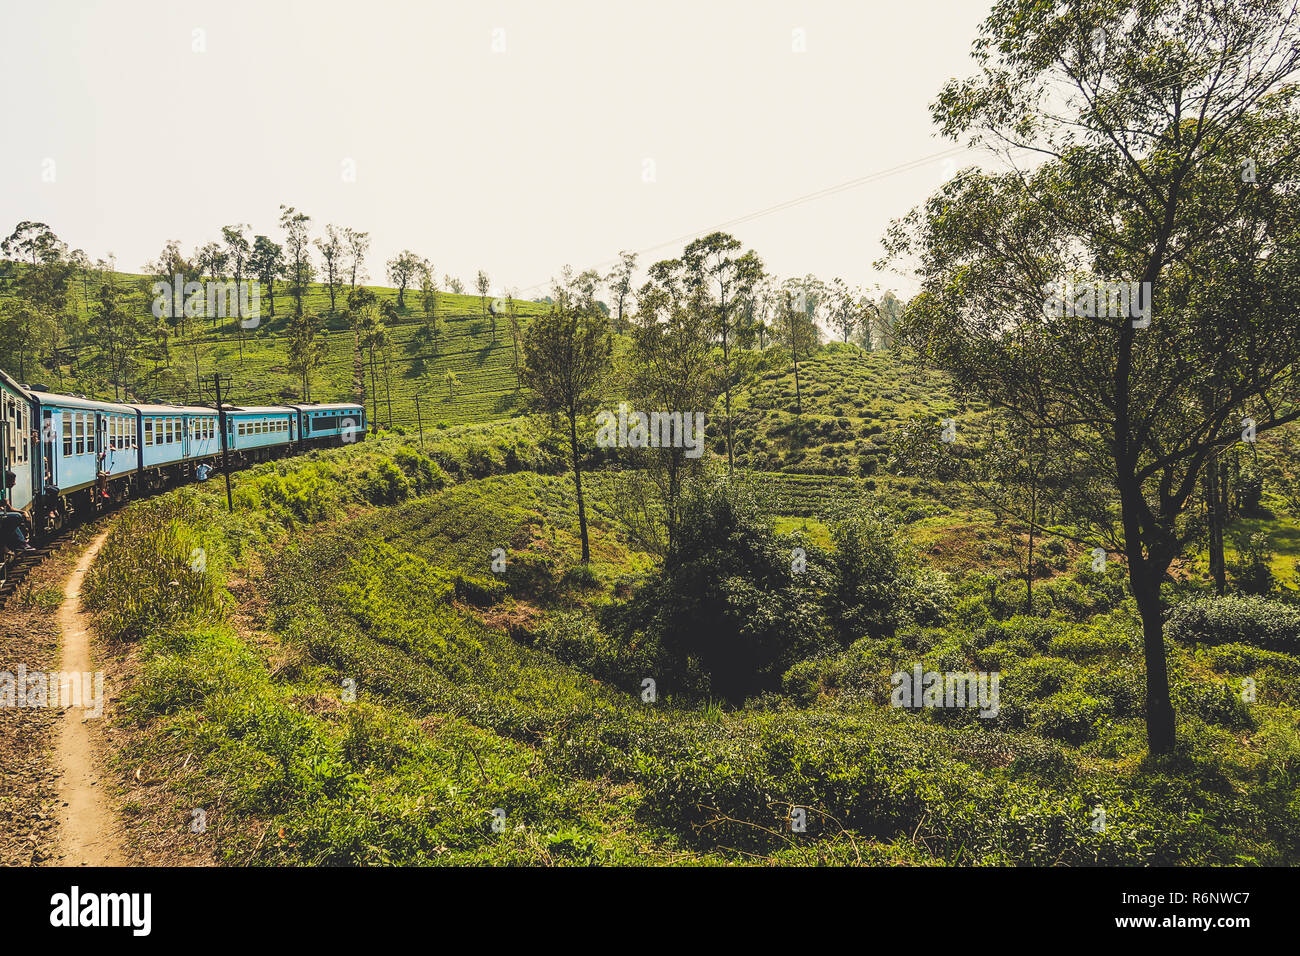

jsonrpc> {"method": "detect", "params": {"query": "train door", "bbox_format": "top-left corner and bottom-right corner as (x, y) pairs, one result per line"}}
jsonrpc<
(0, 401), (7, 508)
(2, 391), (26, 508)
(41, 409), (54, 492)
(182, 416), (191, 459)
(96, 414), (107, 468)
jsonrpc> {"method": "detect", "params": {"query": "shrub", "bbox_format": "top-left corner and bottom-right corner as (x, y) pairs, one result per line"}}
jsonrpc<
(1029, 690), (1108, 744)
(1172, 680), (1254, 731)
(827, 507), (950, 642)
(620, 479), (832, 702)
(1203, 642), (1300, 675)
(1230, 531), (1276, 595)
(1166, 596), (1300, 653)
(84, 493), (226, 642)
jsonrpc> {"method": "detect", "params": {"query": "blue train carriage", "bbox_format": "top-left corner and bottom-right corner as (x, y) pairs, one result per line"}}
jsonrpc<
(223, 405), (297, 463)
(292, 402), (367, 447)
(28, 390), (139, 526)
(1, 370), (36, 515)
(132, 404), (222, 491)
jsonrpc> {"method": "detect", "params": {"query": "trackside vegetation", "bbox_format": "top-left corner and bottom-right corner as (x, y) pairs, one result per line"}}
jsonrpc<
(81, 428), (1300, 865)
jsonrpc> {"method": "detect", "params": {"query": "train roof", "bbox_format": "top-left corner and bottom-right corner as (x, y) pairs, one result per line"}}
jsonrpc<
(224, 405), (297, 415)
(0, 369), (32, 398)
(131, 403), (219, 415)
(29, 391), (136, 413)
(289, 402), (365, 412)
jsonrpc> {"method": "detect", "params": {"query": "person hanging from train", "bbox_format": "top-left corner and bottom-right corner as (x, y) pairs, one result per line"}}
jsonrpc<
(195, 462), (214, 482)
(95, 445), (110, 499)
(1, 497), (35, 553)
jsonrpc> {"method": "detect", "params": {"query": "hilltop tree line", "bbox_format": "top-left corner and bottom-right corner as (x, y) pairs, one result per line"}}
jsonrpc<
(0, 214), (515, 410)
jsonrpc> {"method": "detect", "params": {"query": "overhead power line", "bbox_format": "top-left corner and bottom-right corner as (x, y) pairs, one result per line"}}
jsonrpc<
(513, 144), (972, 295)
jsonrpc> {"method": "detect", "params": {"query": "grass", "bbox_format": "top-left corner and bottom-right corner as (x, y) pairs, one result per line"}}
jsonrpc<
(79, 429), (1300, 866)
(1, 268), (547, 429)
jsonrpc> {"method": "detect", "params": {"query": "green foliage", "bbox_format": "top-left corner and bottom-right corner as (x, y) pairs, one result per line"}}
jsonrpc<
(619, 479), (832, 701)
(1167, 596), (1300, 653)
(827, 507), (952, 642)
(77, 413), (1300, 866)
(1231, 531), (1277, 595)
(84, 493), (226, 641)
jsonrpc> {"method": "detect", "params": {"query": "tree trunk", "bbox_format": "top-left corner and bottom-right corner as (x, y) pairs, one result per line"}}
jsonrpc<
(1025, 521), (1036, 613)
(569, 411), (590, 563)
(1120, 484), (1177, 755)
(1206, 453), (1226, 596)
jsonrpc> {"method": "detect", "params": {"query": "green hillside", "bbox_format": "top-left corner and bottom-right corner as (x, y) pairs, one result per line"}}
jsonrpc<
(73, 432), (1300, 865)
(723, 342), (970, 476)
(1, 271), (548, 428)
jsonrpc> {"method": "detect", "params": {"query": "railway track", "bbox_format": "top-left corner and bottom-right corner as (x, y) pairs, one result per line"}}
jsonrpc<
(0, 506), (111, 607)
(0, 437), (361, 607)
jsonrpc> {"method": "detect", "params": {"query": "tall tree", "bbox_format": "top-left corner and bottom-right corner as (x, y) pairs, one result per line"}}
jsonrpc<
(419, 263), (441, 349)
(146, 239), (197, 328)
(288, 307), (325, 400)
(221, 224), (252, 328)
(777, 278), (820, 420)
(885, 0), (1300, 754)
(344, 227), (370, 291)
(248, 235), (284, 318)
(629, 259), (718, 554)
(604, 250), (638, 332)
(279, 204), (314, 317)
(315, 225), (346, 313)
(346, 286), (376, 407)
(504, 292), (523, 389)
(476, 269), (491, 332)
(828, 277), (860, 344)
(387, 251), (421, 309)
(521, 287), (611, 564)
(684, 232), (760, 475)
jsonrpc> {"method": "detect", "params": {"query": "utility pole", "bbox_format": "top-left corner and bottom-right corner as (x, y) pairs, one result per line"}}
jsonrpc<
(212, 372), (233, 512)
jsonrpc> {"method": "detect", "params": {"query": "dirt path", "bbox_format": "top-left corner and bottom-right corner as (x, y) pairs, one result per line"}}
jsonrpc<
(52, 530), (127, 866)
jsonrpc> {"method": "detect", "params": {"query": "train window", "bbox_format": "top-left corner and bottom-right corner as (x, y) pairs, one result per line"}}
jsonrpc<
(63, 416), (72, 455)
(74, 414), (84, 455)
(144, 420), (153, 446)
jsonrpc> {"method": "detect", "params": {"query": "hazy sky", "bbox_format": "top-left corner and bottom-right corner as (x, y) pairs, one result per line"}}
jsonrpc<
(0, 0), (994, 299)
